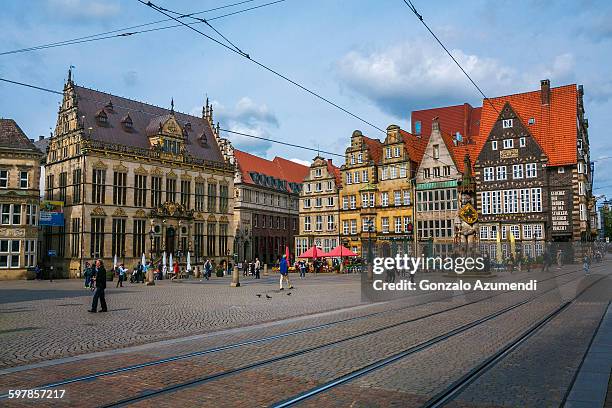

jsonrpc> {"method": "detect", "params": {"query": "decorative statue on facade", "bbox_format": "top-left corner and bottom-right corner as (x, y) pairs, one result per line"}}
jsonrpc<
(457, 154), (478, 250)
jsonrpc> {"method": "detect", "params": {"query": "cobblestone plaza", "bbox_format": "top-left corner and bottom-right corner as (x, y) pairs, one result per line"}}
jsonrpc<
(1, 261), (610, 407)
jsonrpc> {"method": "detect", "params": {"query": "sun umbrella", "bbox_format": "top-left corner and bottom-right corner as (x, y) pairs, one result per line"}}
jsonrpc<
(141, 253), (146, 266)
(162, 251), (167, 277)
(186, 252), (192, 272)
(509, 229), (516, 257)
(169, 253), (173, 271)
(325, 245), (358, 257)
(496, 228), (503, 264)
(113, 254), (117, 270)
(298, 245), (323, 259)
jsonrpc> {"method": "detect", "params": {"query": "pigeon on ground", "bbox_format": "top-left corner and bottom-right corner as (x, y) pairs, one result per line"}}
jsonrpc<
(256, 294), (262, 298)
(286, 292), (292, 296)
(265, 294), (272, 299)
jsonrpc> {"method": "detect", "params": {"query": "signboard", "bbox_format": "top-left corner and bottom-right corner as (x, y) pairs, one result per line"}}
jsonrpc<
(39, 201), (64, 226)
(47, 249), (57, 257)
(550, 190), (571, 235)
(459, 203), (478, 225)
(499, 149), (518, 159)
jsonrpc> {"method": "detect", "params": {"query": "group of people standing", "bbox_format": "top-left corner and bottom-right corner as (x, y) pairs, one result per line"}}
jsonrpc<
(238, 258), (262, 279)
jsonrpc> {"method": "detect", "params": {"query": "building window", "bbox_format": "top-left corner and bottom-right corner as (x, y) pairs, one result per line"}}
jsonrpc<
(71, 218), (81, 258)
(526, 163), (537, 178)
(207, 223), (216, 256)
(523, 224), (533, 240)
(403, 190), (411, 206)
(357, 153), (363, 163)
(423, 168), (431, 179)
(315, 215), (323, 231)
(533, 224), (543, 239)
(0, 170), (7, 188)
(386, 147), (392, 159)
(24, 239), (36, 267)
(353, 172), (360, 184)
(195, 182), (205, 211)
(443, 166), (451, 176)
(390, 166), (397, 179)
(350, 195), (356, 209)
(532, 188), (542, 212)
(502, 119), (513, 128)
(481, 191), (491, 215)
(342, 196), (348, 210)
(579, 181), (585, 196)
(90, 217), (105, 258)
(492, 191), (501, 214)
(381, 167), (388, 180)
(134, 175), (147, 207)
(92, 169), (105, 204)
(151, 176), (162, 208)
(492, 141), (498, 151)
(433, 167), (440, 178)
(415, 121), (422, 135)
(381, 217), (389, 233)
(393, 146), (401, 157)
(512, 164), (524, 179)
(303, 198), (311, 208)
(399, 164), (407, 178)
(520, 189), (530, 213)
(25, 204), (37, 225)
(180, 180), (191, 209)
(327, 215), (334, 231)
(327, 181), (333, 191)
(194, 222), (205, 258)
(58, 172), (67, 202)
(207, 183), (217, 212)
(496, 166), (507, 180)
(132, 219), (146, 258)
(0, 240), (20, 268)
(381, 192), (389, 207)
(394, 190), (401, 206)
(218, 223), (228, 258)
(111, 218), (126, 258)
(433, 144), (440, 159)
(112, 172), (127, 206)
(484, 167), (494, 181)
(314, 168), (322, 177)
(1, 204), (21, 225)
(304, 216), (311, 232)
(403, 216), (411, 233)
(327, 196), (334, 207)
(315, 197), (322, 208)
(343, 220), (349, 235)
(394, 217), (402, 233)
(46, 174), (54, 200)
(503, 139), (514, 149)
(19, 171), (28, 189)
(166, 178), (176, 203)
(350, 219), (357, 234)
(72, 169), (82, 204)
(219, 185), (229, 213)
(519, 137), (526, 147)
(346, 173), (353, 185)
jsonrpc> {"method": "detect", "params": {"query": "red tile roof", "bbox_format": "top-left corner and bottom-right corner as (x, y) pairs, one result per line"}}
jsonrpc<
(326, 159), (342, 187)
(478, 84), (578, 166)
(411, 103), (481, 142)
(234, 149), (309, 193)
(362, 136), (383, 163)
(400, 129), (429, 164)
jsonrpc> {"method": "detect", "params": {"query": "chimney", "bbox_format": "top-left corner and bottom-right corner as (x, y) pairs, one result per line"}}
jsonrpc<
(39, 135), (44, 141)
(327, 158), (333, 166)
(432, 117), (440, 132)
(540, 79), (550, 105)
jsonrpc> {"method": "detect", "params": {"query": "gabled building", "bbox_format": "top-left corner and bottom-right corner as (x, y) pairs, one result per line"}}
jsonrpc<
(375, 125), (424, 256)
(414, 118), (464, 253)
(339, 130), (382, 256)
(0, 120), (44, 279)
(476, 80), (592, 259)
(43, 69), (235, 277)
(295, 156), (342, 256)
(232, 149), (308, 265)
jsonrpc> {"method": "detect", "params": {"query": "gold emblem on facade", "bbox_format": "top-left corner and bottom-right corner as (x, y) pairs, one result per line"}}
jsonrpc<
(459, 203), (478, 225)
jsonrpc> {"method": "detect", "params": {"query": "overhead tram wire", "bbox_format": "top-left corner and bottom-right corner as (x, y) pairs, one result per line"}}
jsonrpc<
(137, 0), (386, 134)
(0, 77), (342, 158)
(0, 0), (288, 56)
(401, 0), (501, 116)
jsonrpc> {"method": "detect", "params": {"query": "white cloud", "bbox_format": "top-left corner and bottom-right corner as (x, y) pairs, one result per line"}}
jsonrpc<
(288, 158), (311, 166)
(207, 97), (280, 156)
(336, 41), (577, 117)
(47, 0), (120, 21)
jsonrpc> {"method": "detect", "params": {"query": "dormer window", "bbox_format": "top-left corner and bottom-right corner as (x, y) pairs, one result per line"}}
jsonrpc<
(105, 100), (113, 112)
(95, 110), (108, 125)
(121, 114), (133, 131)
(184, 122), (192, 132)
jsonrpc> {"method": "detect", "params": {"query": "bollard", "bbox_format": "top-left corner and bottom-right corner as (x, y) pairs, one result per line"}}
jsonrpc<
(231, 266), (240, 287)
(367, 264), (373, 282)
(263, 264), (268, 276)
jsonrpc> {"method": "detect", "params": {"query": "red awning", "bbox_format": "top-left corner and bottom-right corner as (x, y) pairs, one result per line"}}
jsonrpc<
(325, 245), (358, 257)
(298, 245), (323, 259)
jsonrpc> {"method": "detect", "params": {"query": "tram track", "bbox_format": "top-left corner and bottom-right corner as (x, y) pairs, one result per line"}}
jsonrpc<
(0, 267), (578, 400)
(92, 270), (591, 407)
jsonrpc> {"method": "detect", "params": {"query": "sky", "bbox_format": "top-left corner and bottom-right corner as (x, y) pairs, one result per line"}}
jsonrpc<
(0, 0), (611, 199)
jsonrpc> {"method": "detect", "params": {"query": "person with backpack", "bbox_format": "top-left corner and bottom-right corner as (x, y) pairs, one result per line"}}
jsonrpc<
(279, 254), (293, 290)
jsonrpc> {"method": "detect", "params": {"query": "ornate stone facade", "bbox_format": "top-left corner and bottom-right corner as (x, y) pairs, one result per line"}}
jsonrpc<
(42, 70), (235, 277)
(0, 119), (43, 280)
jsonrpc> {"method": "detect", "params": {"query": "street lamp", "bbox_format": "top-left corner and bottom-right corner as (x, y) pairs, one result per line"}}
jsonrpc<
(367, 220), (374, 281)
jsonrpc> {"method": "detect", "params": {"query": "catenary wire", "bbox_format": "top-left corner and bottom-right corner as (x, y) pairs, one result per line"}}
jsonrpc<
(0, 0), (288, 56)
(401, 0), (501, 116)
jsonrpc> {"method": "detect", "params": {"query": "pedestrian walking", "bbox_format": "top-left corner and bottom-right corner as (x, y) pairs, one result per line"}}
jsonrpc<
(35, 264), (42, 280)
(583, 255), (591, 275)
(299, 260), (306, 278)
(254, 258), (261, 279)
(541, 250), (550, 272)
(204, 259), (212, 280)
(116, 263), (126, 287)
(279, 254), (293, 290)
(83, 262), (93, 288)
(88, 259), (108, 313)
(250, 261), (255, 278)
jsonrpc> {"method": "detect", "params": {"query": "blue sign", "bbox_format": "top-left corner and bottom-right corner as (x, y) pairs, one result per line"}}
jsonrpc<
(39, 201), (64, 227)
(48, 249), (57, 257)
